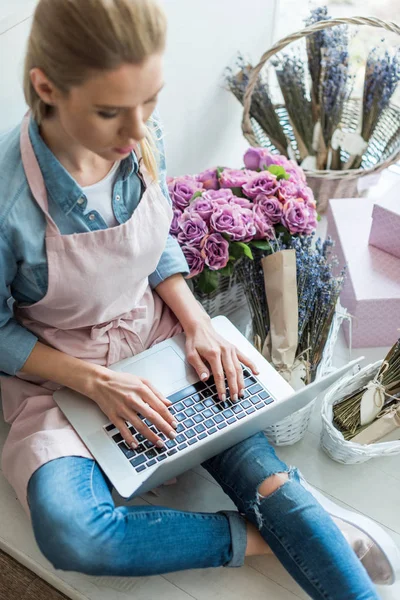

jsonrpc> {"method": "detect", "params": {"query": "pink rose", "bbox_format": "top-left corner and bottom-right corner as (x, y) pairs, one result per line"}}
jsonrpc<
(243, 147), (270, 170)
(282, 199), (315, 234)
(229, 196), (253, 209)
(182, 245), (205, 277)
(202, 188), (234, 202)
(219, 168), (253, 189)
(242, 171), (279, 199)
(188, 197), (214, 224)
(252, 204), (275, 239)
(210, 204), (246, 241)
(197, 168), (219, 190)
(278, 179), (301, 203)
(170, 208), (182, 236)
(201, 233), (230, 270)
(178, 212), (208, 246)
(297, 185), (316, 207)
(239, 207), (257, 242)
(168, 177), (203, 211)
(253, 195), (283, 224)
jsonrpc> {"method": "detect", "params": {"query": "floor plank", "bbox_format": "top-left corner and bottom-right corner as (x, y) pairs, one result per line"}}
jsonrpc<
(0, 550), (68, 600)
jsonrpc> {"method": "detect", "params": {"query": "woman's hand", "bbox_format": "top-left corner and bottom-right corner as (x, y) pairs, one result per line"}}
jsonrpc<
(87, 369), (177, 450)
(184, 317), (259, 402)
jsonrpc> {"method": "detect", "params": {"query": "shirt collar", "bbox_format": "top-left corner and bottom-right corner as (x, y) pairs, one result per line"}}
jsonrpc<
(28, 117), (138, 215)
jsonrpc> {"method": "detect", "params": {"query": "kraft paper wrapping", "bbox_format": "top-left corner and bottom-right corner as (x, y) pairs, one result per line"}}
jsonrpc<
(261, 249), (298, 380)
(352, 405), (400, 445)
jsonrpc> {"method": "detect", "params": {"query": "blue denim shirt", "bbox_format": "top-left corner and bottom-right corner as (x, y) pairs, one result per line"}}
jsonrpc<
(0, 112), (188, 377)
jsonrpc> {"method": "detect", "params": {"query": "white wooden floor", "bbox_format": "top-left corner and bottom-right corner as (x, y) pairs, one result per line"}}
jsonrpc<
(0, 327), (399, 600)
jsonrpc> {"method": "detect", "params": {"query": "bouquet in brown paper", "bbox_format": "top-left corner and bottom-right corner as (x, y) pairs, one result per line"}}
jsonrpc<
(237, 235), (345, 389)
(333, 338), (400, 443)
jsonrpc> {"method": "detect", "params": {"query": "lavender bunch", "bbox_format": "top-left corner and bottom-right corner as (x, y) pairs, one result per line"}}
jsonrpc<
(305, 6), (330, 121)
(274, 53), (314, 158)
(361, 48), (400, 143)
(238, 233), (345, 383)
(225, 54), (288, 156)
(294, 236), (346, 382)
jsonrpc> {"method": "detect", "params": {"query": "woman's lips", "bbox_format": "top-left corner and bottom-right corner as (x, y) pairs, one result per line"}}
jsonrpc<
(114, 145), (135, 155)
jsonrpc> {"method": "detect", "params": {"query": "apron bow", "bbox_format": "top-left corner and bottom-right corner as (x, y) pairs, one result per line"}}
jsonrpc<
(90, 307), (148, 366)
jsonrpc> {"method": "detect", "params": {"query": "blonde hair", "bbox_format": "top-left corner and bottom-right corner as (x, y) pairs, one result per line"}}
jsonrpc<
(24, 0), (167, 180)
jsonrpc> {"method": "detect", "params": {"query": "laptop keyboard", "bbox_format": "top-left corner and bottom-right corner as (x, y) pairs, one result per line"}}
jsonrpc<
(104, 368), (274, 474)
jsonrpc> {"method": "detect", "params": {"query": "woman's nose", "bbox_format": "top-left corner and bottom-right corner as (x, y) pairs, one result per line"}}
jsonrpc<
(121, 108), (147, 142)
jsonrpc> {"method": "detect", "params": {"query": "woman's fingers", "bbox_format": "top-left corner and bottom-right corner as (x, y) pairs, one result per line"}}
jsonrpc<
(231, 348), (245, 398)
(133, 392), (177, 440)
(221, 348), (240, 401)
(186, 347), (210, 382)
(206, 349), (226, 400)
(115, 419), (139, 450)
(236, 350), (259, 376)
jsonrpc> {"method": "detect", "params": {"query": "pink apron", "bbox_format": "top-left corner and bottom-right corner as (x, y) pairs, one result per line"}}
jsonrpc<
(1, 114), (182, 516)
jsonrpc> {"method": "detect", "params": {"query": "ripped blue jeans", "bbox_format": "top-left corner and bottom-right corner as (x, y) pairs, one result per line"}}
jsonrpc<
(28, 432), (378, 600)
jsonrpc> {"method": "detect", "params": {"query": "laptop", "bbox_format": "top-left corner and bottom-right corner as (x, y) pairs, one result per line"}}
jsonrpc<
(54, 315), (361, 500)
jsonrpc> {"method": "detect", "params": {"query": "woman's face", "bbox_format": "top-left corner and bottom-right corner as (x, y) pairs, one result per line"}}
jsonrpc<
(31, 53), (164, 160)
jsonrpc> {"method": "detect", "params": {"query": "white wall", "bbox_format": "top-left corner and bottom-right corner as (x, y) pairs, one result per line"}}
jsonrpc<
(0, 0), (277, 174)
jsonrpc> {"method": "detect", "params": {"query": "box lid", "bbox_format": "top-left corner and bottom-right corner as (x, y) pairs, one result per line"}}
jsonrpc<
(371, 183), (400, 218)
(329, 198), (400, 301)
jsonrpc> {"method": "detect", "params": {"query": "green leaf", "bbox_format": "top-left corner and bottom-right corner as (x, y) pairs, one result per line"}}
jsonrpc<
(251, 240), (272, 251)
(317, 213), (322, 222)
(236, 242), (253, 260)
(218, 263), (235, 277)
(216, 167), (225, 179)
(230, 186), (245, 197)
(197, 269), (219, 294)
(191, 190), (203, 201)
(267, 165), (290, 180)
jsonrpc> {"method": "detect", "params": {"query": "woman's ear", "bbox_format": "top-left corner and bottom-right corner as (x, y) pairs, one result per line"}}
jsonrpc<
(30, 68), (60, 107)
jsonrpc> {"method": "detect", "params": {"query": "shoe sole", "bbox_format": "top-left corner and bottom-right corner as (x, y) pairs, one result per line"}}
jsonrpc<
(303, 481), (400, 586)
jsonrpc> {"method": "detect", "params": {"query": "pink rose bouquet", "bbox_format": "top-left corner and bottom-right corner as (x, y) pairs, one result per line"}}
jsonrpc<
(167, 147), (318, 292)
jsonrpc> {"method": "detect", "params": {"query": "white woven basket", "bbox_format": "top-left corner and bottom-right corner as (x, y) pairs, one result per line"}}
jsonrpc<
(263, 303), (348, 446)
(321, 360), (400, 464)
(193, 273), (247, 318)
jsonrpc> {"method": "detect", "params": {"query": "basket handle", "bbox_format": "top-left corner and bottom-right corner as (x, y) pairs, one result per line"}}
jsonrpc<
(242, 16), (400, 146)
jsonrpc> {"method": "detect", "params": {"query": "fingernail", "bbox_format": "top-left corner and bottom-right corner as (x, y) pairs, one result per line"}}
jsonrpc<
(169, 430), (177, 439)
(239, 389), (245, 397)
(200, 372), (209, 381)
(156, 440), (165, 448)
(221, 393), (226, 402)
(130, 442), (138, 450)
(171, 420), (178, 428)
(233, 393), (238, 402)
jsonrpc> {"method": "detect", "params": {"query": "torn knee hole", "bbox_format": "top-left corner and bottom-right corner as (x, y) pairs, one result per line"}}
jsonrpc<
(257, 473), (289, 499)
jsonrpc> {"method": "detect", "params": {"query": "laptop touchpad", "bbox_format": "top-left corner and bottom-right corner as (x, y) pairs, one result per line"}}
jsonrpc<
(120, 347), (194, 394)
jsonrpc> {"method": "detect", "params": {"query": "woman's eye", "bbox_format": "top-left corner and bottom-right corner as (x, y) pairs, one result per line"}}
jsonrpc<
(145, 97), (158, 105)
(97, 111), (118, 119)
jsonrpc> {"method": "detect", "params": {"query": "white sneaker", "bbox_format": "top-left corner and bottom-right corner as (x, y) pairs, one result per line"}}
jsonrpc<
(301, 478), (400, 586)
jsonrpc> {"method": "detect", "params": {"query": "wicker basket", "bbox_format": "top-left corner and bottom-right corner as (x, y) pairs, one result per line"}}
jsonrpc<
(241, 17), (400, 213)
(191, 272), (248, 318)
(321, 360), (400, 464)
(263, 303), (348, 446)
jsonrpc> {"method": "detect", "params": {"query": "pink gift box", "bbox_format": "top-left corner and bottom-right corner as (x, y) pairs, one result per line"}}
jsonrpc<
(326, 198), (400, 348)
(368, 186), (400, 259)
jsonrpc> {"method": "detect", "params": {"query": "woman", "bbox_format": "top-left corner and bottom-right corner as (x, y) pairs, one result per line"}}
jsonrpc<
(0, 1), (397, 597)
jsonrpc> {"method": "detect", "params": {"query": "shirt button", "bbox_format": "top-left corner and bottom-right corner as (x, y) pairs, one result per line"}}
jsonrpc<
(77, 197), (85, 205)
(89, 213), (95, 221)
(115, 195), (121, 202)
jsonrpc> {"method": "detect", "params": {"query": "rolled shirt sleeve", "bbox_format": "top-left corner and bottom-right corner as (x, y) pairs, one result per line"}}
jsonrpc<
(148, 111), (189, 290)
(0, 234), (38, 377)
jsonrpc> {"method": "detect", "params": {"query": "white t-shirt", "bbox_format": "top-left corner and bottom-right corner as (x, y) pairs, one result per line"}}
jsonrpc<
(82, 161), (120, 227)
